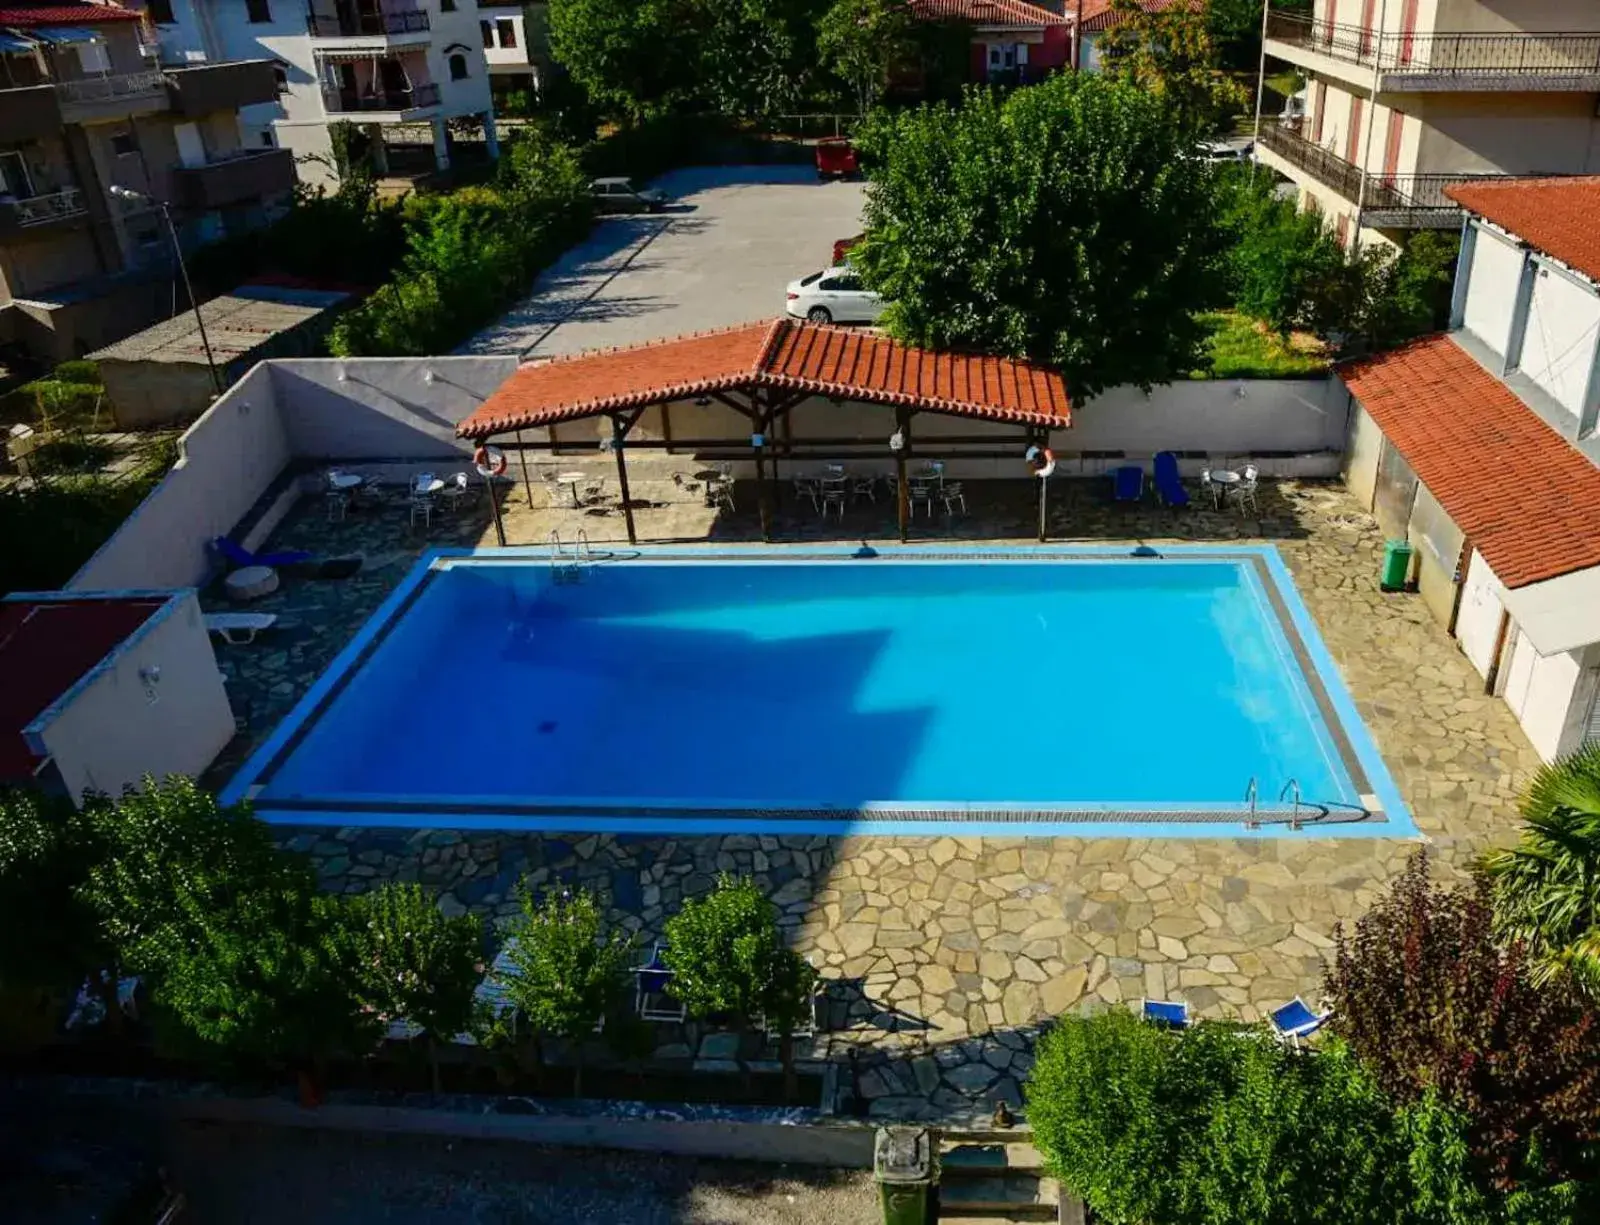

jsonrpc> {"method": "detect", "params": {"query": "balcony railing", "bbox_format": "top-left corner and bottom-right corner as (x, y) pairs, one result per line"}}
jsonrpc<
(306, 7), (430, 37)
(1266, 11), (1600, 76)
(0, 187), (87, 228)
(322, 80), (440, 113)
(55, 69), (168, 106)
(1256, 123), (1511, 227)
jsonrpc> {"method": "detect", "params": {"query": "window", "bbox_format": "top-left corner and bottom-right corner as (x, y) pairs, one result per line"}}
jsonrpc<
(479, 19), (493, 47)
(0, 150), (33, 198)
(441, 0), (455, 9)
(246, 0), (271, 23)
(110, 130), (138, 157)
(271, 62), (289, 94)
(448, 52), (468, 80)
(147, 0), (174, 23)
(496, 18), (516, 48)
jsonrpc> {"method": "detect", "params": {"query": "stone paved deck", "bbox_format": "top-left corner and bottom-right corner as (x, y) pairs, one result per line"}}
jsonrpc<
(203, 466), (1540, 1122)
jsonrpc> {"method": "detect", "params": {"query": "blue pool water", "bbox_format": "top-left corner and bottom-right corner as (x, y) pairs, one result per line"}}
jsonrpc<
(228, 548), (1410, 836)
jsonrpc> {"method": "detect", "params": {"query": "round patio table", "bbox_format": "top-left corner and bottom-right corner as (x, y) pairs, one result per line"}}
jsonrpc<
(224, 565), (278, 603)
(557, 471), (588, 506)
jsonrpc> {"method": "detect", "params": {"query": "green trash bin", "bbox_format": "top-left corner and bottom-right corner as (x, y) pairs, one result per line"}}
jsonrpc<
(874, 1126), (934, 1225)
(1380, 539), (1414, 592)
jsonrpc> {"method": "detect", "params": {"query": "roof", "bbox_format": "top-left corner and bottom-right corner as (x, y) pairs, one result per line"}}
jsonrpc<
(1445, 177), (1600, 286)
(0, 596), (163, 782)
(0, 3), (143, 25)
(89, 283), (350, 366)
(909, 0), (1068, 27)
(457, 319), (1072, 438)
(1340, 334), (1600, 589)
(1077, 0), (1201, 33)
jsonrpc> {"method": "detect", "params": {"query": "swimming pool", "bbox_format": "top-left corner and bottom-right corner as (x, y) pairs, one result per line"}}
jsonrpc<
(221, 546), (1413, 837)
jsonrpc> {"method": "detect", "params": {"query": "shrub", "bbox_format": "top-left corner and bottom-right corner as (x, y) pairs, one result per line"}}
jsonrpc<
(1327, 850), (1600, 1199)
(0, 788), (107, 995)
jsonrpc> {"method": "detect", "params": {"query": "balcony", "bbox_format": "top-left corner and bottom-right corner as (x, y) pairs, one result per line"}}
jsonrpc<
(306, 6), (432, 46)
(165, 60), (281, 117)
(321, 80), (440, 117)
(1264, 11), (1600, 93)
(0, 188), (90, 238)
(55, 70), (170, 122)
(0, 84), (63, 143)
(170, 148), (297, 210)
(1256, 123), (1510, 229)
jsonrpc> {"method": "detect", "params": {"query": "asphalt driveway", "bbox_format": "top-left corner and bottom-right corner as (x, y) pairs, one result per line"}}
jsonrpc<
(460, 164), (867, 358)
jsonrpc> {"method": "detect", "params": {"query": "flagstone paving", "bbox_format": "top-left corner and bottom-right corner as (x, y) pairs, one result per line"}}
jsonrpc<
(207, 471), (1542, 1122)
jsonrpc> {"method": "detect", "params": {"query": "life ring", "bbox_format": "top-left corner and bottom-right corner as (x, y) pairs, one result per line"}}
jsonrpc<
(473, 445), (507, 478)
(1025, 445), (1056, 479)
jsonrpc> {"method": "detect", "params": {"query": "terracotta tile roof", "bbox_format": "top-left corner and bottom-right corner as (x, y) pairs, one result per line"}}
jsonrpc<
(1077, 0), (1201, 33)
(458, 319), (1072, 438)
(1340, 334), (1600, 589)
(0, 596), (163, 783)
(909, 0), (1067, 27)
(0, 2), (144, 24)
(1445, 177), (1600, 286)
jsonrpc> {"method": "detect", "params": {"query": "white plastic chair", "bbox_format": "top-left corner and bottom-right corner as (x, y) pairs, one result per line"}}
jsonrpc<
(438, 471), (472, 514)
(1237, 464), (1260, 515)
(941, 481), (966, 516)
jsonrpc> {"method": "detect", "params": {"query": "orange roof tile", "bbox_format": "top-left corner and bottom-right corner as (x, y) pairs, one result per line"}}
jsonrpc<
(909, 0), (1067, 27)
(457, 319), (1071, 439)
(1446, 177), (1600, 286)
(1076, 0), (1201, 33)
(1340, 334), (1600, 589)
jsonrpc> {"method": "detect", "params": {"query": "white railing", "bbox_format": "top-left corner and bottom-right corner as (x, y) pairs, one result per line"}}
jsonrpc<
(56, 70), (167, 106)
(7, 188), (87, 226)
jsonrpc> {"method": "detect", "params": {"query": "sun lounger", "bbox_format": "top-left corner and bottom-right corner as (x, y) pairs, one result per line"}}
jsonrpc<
(1112, 464), (1144, 502)
(1153, 451), (1190, 508)
(1141, 998), (1190, 1029)
(205, 613), (278, 645)
(1269, 997), (1330, 1047)
(212, 536), (313, 569)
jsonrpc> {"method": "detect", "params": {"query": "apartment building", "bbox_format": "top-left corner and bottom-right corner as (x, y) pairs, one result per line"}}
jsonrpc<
(1256, 0), (1600, 248)
(1340, 176), (1600, 760)
(478, 0), (547, 103)
(148, 0), (499, 186)
(0, 1), (291, 362)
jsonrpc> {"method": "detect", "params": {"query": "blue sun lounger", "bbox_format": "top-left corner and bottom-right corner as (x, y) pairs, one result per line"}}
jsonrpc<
(1141, 998), (1190, 1029)
(1153, 451), (1190, 507)
(212, 536), (314, 569)
(1112, 464), (1144, 502)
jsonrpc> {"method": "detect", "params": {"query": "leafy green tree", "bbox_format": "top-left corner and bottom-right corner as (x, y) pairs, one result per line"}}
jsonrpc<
(662, 874), (816, 1098)
(1327, 850), (1600, 1198)
(354, 882), (484, 1091)
(500, 886), (632, 1096)
(852, 73), (1222, 398)
(696, 0), (828, 119)
(1484, 745), (1600, 998)
(0, 788), (107, 996)
(818, 0), (916, 115)
(547, 0), (701, 120)
(1100, 0), (1249, 136)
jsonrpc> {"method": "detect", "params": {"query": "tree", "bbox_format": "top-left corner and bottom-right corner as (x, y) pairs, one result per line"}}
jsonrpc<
(499, 886), (632, 1096)
(547, 0), (701, 120)
(662, 874), (817, 1099)
(1484, 744), (1600, 998)
(1326, 850), (1600, 1197)
(818, 0), (915, 115)
(852, 73), (1223, 398)
(1099, 0), (1249, 137)
(354, 882), (484, 1091)
(0, 788), (107, 996)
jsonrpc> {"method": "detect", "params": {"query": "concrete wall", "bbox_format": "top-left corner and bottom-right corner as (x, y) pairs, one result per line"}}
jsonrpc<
(31, 591), (234, 803)
(1502, 631), (1590, 762)
(1456, 548), (1504, 676)
(1343, 401), (1384, 511)
(1412, 93), (1600, 177)
(1462, 223), (1523, 358)
(1521, 263), (1600, 416)
(1407, 482), (1464, 625)
(70, 363), (290, 591)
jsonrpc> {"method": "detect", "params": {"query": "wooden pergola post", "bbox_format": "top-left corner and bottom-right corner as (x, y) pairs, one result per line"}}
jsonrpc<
(753, 411), (772, 543)
(894, 406), (911, 543)
(610, 412), (637, 545)
(480, 436), (508, 547)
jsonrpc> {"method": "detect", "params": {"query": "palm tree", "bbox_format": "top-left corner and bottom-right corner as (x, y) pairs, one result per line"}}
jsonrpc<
(1482, 743), (1600, 997)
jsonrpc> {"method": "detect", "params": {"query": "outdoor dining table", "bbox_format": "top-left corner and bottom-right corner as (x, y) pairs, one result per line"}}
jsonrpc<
(327, 470), (364, 491)
(413, 476), (445, 496)
(1206, 469), (1240, 509)
(557, 470), (588, 507)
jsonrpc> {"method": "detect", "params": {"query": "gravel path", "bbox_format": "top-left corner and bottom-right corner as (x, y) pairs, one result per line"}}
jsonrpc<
(167, 1122), (880, 1225)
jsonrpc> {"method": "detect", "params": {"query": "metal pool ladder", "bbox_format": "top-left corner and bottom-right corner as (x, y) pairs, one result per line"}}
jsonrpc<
(1279, 778), (1303, 830)
(1243, 776), (1259, 829)
(549, 529), (592, 584)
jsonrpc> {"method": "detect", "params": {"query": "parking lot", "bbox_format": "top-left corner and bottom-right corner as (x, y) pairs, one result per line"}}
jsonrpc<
(461, 164), (867, 357)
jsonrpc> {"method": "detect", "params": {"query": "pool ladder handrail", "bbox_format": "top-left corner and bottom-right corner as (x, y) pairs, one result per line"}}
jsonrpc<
(1244, 777), (1258, 830)
(1279, 778), (1303, 831)
(549, 529), (593, 583)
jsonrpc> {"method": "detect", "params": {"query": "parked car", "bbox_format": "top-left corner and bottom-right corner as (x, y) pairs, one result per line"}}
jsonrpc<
(1199, 139), (1254, 163)
(589, 177), (668, 214)
(832, 233), (863, 266)
(815, 137), (859, 180)
(785, 267), (885, 325)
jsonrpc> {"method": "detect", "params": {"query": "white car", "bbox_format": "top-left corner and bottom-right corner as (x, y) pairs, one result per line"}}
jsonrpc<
(785, 267), (885, 325)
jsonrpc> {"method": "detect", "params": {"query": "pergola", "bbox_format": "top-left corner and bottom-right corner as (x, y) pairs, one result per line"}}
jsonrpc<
(456, 318), (1072, 544)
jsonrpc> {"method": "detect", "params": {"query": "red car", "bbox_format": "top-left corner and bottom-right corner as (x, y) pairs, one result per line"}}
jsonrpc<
(832, 234), (863, 266)
(815, 137), (859, 180)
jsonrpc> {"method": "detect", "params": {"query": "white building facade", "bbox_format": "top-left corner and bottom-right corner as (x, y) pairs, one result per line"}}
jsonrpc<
(145, 0), (499, 184)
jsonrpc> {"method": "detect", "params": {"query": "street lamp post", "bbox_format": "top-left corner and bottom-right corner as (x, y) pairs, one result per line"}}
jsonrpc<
(108, 184), (222, 396)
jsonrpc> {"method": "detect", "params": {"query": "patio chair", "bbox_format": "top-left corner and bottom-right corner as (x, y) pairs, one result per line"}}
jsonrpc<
(324, 488), (350, 522)
(1235, 464), (1260, 515)
(940, 481), (967, 516)
(821, 486), (847, 520)
(1141, 998), (1190, 1030)
(211, 536), (313, 570)
(581, 475), (608, 506)
(204, 612), (278, 645)
(1199, 468), (1221, 510)
(907, 478), (935, 518)
(851, 474), (877, 504)
(1153, 452), (1190, 508)
(438, 471), (473, 514)
(793, 474), (821, 514)
(1111, 464), (1144, 503)
(635, 944), (687, 1022)
(409, 474), (437, 529)
(711, 476), (736, 512)
(1268, 997), (1330, 1047)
